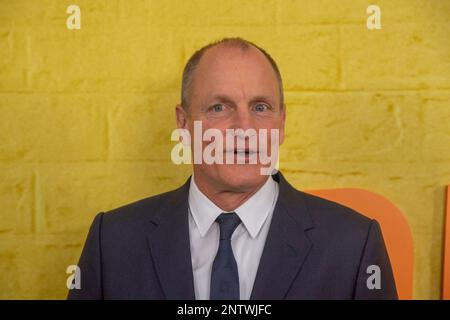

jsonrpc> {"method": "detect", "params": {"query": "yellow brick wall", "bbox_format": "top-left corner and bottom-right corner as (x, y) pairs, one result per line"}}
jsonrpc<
(0, 0), (449, 299)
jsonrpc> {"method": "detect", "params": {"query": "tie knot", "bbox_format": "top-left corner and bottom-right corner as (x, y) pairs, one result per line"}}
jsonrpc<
(216, 212), (241, 240)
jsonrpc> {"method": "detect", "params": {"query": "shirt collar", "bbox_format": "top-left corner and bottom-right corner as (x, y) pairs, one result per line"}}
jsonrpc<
(188, 174), (279, 239)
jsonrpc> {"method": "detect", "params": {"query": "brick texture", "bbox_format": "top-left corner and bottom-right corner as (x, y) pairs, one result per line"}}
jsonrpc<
(0, 0), (449, 299)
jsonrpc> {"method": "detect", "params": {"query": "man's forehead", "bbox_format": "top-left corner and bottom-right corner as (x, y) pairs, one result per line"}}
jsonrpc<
(197, 44), (273, 72)
(192, 44), (280, 92)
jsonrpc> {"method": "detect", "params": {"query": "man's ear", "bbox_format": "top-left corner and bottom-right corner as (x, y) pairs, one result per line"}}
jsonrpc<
(175, 104), (188, 129)
(279, 104), (286, 145)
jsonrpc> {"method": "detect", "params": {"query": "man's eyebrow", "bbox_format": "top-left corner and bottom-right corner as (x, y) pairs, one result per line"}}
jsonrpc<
(249, 95), (275, 104)
(209, 94), (236, 104)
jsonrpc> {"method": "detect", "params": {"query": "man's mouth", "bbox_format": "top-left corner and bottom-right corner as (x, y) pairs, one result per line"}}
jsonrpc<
(227, 148), (258, 155)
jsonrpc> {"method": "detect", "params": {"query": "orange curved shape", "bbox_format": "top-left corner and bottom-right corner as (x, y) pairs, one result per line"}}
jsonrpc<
(306, 188), (414, 300)
(443, 186), (450, 300)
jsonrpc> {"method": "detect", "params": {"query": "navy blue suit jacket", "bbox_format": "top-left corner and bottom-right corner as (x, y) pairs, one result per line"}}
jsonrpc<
(68, 172), (398, 299)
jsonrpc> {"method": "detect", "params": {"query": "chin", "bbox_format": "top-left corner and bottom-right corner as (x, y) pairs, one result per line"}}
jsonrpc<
(217, 164), (268, 191)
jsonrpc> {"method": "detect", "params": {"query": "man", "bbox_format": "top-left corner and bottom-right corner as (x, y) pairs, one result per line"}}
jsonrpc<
(68, 38), (397, 300)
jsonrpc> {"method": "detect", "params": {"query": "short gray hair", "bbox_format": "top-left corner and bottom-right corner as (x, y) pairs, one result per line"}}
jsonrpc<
(181, 37), (284, 110)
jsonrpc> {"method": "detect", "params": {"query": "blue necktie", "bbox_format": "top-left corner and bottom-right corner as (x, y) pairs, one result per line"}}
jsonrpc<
(210, 212), (241, 300)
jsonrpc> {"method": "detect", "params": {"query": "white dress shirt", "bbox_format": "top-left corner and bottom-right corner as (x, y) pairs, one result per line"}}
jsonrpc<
(188, 174), (279, 300)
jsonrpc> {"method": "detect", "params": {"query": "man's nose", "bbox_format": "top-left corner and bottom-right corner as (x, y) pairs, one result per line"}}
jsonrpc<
(230, 105), (255, 131)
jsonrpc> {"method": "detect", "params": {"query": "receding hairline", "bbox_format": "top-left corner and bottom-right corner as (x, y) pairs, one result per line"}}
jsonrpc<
(181, 37), (284, 110)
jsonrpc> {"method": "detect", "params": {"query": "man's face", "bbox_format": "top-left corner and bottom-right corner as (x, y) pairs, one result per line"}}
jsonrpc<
(176, 45), (285, 193)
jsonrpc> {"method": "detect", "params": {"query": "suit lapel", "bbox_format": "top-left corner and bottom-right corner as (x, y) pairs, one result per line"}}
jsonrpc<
(146, 178), (196, 299)
(250, 173), (314, 300)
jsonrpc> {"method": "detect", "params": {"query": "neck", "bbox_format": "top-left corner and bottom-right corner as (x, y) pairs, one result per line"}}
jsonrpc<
(193, 174), (268, 212)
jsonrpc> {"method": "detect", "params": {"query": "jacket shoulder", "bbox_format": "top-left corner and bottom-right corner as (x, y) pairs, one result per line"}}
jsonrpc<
(283, 183), (374, 242)
(100, 183), (187, 227)
(302, 190), (372, 228)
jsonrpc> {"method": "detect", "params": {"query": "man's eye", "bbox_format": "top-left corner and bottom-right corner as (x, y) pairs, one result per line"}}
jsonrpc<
(254, 103), (269, 112)
(211, 104), (225, 112)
